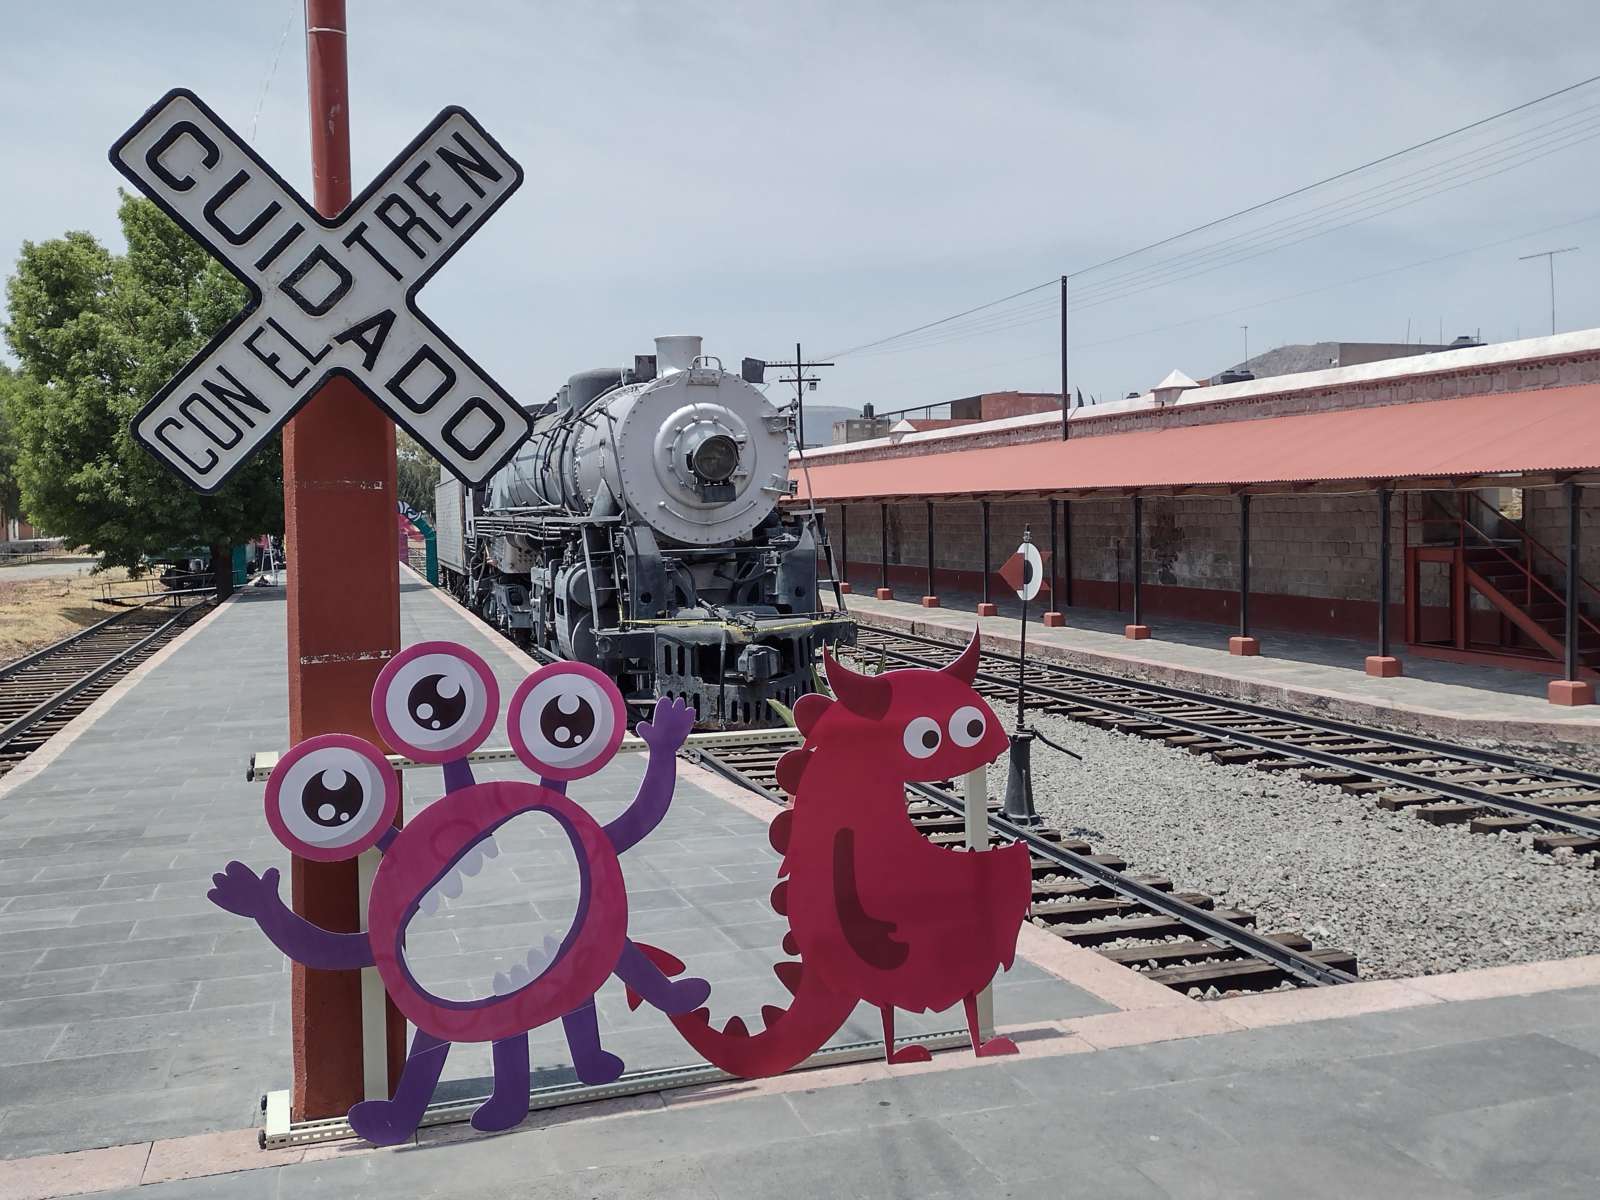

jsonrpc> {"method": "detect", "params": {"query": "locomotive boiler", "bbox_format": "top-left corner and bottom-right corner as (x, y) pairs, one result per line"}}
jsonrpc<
(436, 335), (854, 728)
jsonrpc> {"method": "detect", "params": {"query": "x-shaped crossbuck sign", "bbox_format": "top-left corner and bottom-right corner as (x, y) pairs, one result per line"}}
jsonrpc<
(110, 89), (533, 492)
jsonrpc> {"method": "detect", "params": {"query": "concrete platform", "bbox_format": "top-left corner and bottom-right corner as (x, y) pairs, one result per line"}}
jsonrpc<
(6, 575), (1600, 1196)
(0, 576), (1108, 1163)
(835, 589), (1600, 749)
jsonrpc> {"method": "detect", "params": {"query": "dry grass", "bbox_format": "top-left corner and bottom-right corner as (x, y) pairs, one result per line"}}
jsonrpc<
(0, 565), (135, 663)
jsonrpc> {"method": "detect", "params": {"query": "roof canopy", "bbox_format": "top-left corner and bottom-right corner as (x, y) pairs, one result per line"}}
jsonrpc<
(793, 383), (1600, 502)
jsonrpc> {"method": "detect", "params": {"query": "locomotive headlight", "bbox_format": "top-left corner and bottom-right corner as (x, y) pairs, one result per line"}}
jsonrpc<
(689, 433), (740, 483)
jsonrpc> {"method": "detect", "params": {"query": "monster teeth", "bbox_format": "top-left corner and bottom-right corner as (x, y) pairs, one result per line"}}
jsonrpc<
(418, 889), (440, 916)
(439, 871), (464, 900)
(543, 934), (560, 959)
(458, 846), (485, 877)
(480, 837), (500, 859)
(507, 961), (532, 989)
(525, 945), (548, 975)
(491, 971), (514, 996)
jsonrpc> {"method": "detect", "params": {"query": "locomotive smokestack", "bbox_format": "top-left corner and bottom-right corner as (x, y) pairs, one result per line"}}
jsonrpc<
(655, 335), (703, 375)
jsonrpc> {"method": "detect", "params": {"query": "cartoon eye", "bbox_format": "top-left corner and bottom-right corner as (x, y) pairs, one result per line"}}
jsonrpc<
(371, 642), (498, 762)
(903, 716), (942, 759)
(264, 735), (398, 861)
(948, 705), (986, 748)
(507, 662), (625, 780)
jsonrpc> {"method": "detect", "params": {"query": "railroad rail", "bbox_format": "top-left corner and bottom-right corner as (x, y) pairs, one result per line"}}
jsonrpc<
(684, 732), (1359, 997)
(851, 624), (1600, 855)
(0, 599), (209, 777)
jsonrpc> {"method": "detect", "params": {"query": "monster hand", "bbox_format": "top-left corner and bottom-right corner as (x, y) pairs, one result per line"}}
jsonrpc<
(637, 695), (695, 754)
(208, 861), (282, 920)
(604, 696), (693, 855)
(207, 860), (375, 970)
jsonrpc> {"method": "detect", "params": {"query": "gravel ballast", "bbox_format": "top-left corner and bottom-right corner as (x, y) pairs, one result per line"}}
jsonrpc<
(996, 710), (1600, 980)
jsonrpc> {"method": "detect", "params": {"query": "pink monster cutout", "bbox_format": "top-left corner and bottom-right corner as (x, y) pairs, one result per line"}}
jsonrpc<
(654, 629), (1031, 1076)
(208, 643), (708, 1144)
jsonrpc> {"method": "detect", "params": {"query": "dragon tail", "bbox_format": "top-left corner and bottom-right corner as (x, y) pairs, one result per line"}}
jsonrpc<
(629, 807), (854, 1079)
(632, 940), (857, 1079)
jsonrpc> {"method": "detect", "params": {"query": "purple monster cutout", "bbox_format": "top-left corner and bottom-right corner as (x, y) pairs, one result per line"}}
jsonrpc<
(208, 642), (709, 1145)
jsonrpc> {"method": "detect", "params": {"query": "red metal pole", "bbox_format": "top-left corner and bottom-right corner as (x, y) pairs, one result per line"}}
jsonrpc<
(286, 0), (404, 1120)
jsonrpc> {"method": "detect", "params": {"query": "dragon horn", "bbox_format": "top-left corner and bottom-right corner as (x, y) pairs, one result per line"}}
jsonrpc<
(942, 628), (982, 683)
(822, 646), (892, 719)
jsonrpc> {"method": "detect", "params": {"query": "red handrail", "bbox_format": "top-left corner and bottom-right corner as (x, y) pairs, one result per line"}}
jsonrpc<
(1455, 497), (1600, 645)
(1457, 490), (1600, 610)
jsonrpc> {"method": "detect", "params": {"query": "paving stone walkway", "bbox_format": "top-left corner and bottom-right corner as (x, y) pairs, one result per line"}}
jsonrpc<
(0, 580), (1106, 1160)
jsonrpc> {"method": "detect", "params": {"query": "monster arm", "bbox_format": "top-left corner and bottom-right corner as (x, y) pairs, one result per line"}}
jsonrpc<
(209, 862), (374, 970)
(603, 697), (693, 855)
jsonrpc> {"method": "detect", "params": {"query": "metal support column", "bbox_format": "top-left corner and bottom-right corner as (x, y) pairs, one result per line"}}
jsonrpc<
(839, 505), (849, 594)
(1366, 487), (1401, 676)
(978, 501), (995, 615)
(1549, 483), (1594, 704)
(923, 500), (938, 606)
(877, 502), (891, 599)
(1126, 496), (1149, 638)
(1043, 499), (1062, 626)
(1230, 493), (1259, 655)
(1064, 499), (1074, 607)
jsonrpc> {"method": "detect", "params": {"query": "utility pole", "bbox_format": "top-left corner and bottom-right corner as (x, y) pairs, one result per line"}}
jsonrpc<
(287, 0), (404, 1119)
(1519, 246), (1579, 336)
(1059, 276), (1069, 441)
(774, 343), (833, 450)
(1240, 324), (1248, 367)
(772, 344), (838, 610)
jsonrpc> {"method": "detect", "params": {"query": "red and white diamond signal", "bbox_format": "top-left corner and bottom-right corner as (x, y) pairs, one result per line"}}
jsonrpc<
(998, 541), (1047, 602)
(110, 89), (533, 492)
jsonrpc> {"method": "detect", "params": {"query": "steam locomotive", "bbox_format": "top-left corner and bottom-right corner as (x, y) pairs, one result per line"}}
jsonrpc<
(436, 335), (854, 727)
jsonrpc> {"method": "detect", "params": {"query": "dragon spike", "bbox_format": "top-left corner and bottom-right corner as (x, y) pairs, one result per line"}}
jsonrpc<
(761, 1004), (786, 1030)
(942, 627), (982, 683)
(774, 960), (803, 995)
(822, 646), (892, 720)
(723, 1015), (749, 1037)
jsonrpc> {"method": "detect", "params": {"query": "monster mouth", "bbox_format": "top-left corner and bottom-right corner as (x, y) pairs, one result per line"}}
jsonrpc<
(398, 808), (585, 1006)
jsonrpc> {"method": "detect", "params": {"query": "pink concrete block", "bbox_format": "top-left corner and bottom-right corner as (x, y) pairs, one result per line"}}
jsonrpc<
(921, 596), (941, 608)
(1015, 922), (1193, 1011)
(1210, 979), (1433, 1030)
(0, 1143), (149, 1200)
(1548, 679), (1595, 706)
(1062, 1004), (1242, 1051)
(1228, 636), (1261, 656)
(1406, 954), (1600, 1002)
(874, 588), (894, 600)
(1041, 611), (1065, 628)
(1124, 624), (1152, 640)
(837, 582), (852, 595)
(1365, 655), (1403, 677)
(976, 602), (998, 617)
(143, 1129), (294, 1186)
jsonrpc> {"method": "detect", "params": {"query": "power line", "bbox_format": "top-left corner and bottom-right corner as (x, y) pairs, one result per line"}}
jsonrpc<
(821, 70), (1600, 361)
(840, 110), (1600, 361)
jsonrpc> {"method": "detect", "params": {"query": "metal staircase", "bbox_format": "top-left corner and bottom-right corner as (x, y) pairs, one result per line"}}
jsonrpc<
(1404, 491), (1599, 677)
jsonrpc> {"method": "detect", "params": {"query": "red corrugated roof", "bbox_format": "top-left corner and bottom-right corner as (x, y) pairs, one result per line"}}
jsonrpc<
(793, 383), (1600, 500)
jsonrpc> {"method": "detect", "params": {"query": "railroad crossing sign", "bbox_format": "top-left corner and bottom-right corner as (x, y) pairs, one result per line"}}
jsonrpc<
(109, 89), (533, 492)
(998, 539), (1047, 602)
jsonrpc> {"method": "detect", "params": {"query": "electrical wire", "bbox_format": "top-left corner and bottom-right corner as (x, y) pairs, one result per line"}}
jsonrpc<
(822, 71), (1600, 361)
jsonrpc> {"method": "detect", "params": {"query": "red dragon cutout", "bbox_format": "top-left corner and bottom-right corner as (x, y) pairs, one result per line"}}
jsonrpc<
(635, 630), (1033, 1074)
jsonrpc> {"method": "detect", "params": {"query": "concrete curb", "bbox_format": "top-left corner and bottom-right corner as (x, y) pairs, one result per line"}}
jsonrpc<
(852, 605), (1600, 748)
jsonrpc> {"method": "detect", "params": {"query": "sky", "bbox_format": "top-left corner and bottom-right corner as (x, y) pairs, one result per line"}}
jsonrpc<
(4, 1), (1600, 418)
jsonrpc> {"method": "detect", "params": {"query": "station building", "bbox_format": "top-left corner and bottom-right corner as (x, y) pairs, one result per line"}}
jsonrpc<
(792, 330), (1600, 704)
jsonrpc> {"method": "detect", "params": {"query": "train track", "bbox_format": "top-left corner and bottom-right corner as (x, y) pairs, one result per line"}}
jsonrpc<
(851, 624), (1600, 857)
(0, 599), (209, 778)
(684, 732), (1359, 998)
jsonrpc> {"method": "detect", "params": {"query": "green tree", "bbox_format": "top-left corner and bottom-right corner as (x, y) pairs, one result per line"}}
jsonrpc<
(396, 430), (439, 522)
(2, 194), (282, 597)
(0, 365), (21, 530)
